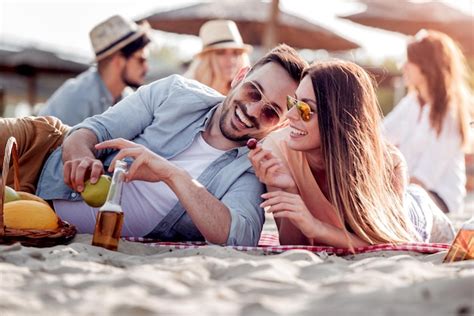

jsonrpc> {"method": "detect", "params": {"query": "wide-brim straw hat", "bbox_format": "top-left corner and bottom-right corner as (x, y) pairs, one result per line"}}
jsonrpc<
(198, 20), (252, 56)
(90, 15), (150, 62)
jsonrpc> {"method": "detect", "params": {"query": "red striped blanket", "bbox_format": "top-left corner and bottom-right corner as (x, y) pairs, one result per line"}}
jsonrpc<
(123, 233), (449, 255)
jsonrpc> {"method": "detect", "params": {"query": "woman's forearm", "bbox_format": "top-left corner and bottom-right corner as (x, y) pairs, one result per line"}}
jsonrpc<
(265, 185), (369, 248)
(310, 221), (369, 248)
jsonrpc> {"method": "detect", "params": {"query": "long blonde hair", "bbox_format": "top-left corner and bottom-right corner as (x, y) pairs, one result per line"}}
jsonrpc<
(407, 30), (471, 148)
(304, 60), (416, 244)
(184, 50), (250, 95)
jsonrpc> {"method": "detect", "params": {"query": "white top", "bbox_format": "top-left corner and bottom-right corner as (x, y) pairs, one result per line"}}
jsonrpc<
(54, 133), (225, 236)
(383, 93), (466, 213)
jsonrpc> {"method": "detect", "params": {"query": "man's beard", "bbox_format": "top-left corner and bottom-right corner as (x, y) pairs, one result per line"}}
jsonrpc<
(121, 69), (142, 89)
(218, 100), (252, 144)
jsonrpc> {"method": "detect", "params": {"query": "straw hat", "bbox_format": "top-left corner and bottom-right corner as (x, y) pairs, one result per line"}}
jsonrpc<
(198, 20), (252, 56)
(90, 15), (150, 61)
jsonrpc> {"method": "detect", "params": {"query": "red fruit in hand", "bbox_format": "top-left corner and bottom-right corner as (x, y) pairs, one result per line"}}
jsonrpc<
(247, 138), (257, 150)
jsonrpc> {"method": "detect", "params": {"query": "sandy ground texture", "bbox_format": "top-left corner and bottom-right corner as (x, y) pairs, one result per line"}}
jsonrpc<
(1, 201), (473, 315)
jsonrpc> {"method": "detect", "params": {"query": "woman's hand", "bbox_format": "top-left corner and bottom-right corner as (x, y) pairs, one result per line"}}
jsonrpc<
(261, 190), (321, 239)
(95, 138), (179, 183)
(262, 190), (370, 248)
(248, 144), (296, 190)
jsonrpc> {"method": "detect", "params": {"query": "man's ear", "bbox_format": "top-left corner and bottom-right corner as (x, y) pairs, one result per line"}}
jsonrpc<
(230, 66), (251, 89)
(111, 52), (126, 68)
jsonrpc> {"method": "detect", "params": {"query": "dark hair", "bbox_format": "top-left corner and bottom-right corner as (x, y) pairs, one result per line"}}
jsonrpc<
(249, 44), (308, 82)
(120, 34), (151, 59)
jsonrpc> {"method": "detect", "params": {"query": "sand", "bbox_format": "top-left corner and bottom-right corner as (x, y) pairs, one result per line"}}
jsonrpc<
(1, 208), (473, 315)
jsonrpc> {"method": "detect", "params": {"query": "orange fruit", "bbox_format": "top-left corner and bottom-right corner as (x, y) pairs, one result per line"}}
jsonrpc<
(4, 200), (59, 230)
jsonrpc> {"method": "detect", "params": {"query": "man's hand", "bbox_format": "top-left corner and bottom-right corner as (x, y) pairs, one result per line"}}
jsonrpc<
(62, 129), (104, 192)
(96, 138), (177, 183)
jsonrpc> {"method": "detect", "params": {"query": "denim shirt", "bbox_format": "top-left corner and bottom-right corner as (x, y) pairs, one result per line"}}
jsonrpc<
(38, 67), (129, 126)
(37, 75), (265, 246)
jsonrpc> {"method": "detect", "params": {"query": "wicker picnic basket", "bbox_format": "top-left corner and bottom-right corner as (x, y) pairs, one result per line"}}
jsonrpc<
(0, 137), (76, 247)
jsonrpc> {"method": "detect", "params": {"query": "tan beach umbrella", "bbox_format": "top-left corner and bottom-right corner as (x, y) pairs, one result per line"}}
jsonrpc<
(0, 46), (87, 107)
(139, 0), (359, 52)
(1, 48), (87, 74)
(340, 0), (474, 55)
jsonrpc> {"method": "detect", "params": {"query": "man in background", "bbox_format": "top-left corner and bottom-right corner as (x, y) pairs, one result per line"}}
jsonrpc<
(39, 15), (151, 125)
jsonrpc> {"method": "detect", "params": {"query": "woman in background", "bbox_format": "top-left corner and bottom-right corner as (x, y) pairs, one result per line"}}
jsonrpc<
(184, 20), (251, 95)
(249, 60), (454, 248)
(384, 30), (471, 214)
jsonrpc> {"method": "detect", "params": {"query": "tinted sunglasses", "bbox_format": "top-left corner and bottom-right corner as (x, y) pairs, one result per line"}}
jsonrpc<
(286, 95), (314, 121)
(241, 81), (281, 125)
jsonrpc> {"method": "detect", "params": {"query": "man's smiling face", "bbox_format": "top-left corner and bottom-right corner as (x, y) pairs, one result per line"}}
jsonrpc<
(219, 62), (299, 144)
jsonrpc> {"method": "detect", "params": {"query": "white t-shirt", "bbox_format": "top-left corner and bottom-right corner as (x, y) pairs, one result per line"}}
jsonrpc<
(383, 93), (466, 213)
(54, 133), (225, 236)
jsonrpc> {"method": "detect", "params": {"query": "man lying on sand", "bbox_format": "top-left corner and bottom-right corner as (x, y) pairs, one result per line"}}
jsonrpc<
(0, 44), (308, 246)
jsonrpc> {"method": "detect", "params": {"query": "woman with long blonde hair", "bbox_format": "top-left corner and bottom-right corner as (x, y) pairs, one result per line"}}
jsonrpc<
(249, 60), (453, 247)
(384, 30), (471, 214)
(184, 20), (251, 95)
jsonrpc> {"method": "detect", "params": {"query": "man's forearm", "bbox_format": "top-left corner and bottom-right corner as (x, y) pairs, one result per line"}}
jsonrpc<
(62, 128), (98, 162)
(164, 168), (231, 244)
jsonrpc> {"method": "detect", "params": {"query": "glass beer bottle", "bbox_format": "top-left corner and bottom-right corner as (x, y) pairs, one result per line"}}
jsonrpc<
(91, 159), (128, 251)
(443, 217), (474, 263)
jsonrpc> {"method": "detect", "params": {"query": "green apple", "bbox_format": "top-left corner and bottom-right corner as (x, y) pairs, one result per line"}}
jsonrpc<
(80, 175), (112, 207)
(4, 186), (20, 203)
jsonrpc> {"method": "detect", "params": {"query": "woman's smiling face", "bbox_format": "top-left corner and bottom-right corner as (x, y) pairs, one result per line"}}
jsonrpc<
(285, 75), (320, 152)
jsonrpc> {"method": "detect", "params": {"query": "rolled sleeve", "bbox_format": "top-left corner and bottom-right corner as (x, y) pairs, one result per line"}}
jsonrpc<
(67, 119), (111, 144)
(221, 172), (266, 246)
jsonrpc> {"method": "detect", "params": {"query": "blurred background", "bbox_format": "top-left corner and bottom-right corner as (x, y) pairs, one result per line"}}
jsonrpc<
(0, 0), (471, 116)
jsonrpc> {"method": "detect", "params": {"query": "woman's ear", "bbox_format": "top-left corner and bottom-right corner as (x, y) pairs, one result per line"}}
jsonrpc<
(230, 66), (251, 88)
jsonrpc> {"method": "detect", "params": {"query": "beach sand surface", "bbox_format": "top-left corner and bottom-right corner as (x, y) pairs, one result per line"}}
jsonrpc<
(1, 204), (473, 315)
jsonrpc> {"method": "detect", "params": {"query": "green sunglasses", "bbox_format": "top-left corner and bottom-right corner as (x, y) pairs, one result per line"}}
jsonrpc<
(286, 95), (314, 121)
